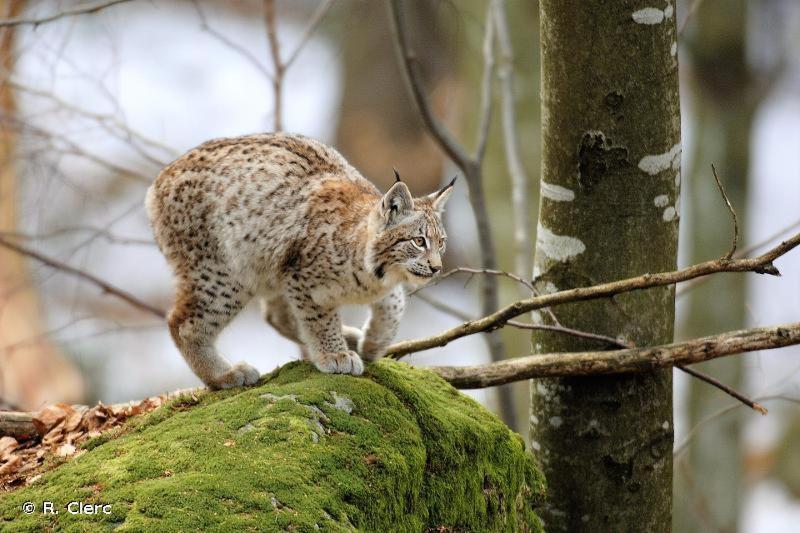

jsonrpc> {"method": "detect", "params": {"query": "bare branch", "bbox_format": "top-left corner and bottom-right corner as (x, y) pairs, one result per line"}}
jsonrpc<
(506, 320), (632, 347)
(283, 0), (335, 70)
(387, 0), (507, 377)
(415, 293), (630, 354)
(474, 4), (494, 163)
(3, 117), (151, 183)
(0, 235), (166, 319)
(0, 0), (133, 28)
(711, 164), (738, 260)
(415, 292), (632, 355)
(678, 216), (800, 299)
(506, 318), (765, 413)
(677, 364), (767, 415)
(7, 77), (179, 164)
(386, 0), (472, 170)
(386, 232), (800, 357)
(0, 227), (154, 247)
(411, 266), (534, 295)
(429, 322), (800, 388)
(412, 292), (473, 322)
(491, 0), (533, 295)
(674, 395), (800, 457)
(192, 0), (274, 83)
(264, 0), (283, 131)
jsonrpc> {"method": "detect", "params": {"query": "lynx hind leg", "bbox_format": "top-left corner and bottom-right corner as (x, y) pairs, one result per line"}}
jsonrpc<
(342, 325), (363, 352)
(168, 280), (260, 390)
(261, 295), (362, 355)
(261, 295), (303, 345)
(359, 285), (405, 361)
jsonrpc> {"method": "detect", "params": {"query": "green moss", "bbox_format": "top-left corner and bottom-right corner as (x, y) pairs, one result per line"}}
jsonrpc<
(0, 360), (544, 532)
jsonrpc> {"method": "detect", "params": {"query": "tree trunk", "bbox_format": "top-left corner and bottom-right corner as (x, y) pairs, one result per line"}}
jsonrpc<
(530, 2), (680, 530)
(0, 0), (84, 409)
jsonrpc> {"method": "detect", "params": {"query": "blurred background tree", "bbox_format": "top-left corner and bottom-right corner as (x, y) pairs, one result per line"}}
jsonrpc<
(0, 0), (84, 410)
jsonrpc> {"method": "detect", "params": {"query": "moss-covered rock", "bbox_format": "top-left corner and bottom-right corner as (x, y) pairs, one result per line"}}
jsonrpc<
(0, 360), (544, 532)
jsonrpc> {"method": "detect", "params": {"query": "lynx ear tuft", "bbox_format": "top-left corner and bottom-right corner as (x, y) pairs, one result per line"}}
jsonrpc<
(393, 167), (402, 183)
(381, 181), (414, 225)
(428, 176), (456, 212)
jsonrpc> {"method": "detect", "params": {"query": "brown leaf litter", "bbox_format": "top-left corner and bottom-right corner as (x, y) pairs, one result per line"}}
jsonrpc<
(0, 390), (196, 492)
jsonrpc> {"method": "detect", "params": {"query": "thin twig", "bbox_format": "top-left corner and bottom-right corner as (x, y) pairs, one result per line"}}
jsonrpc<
(411, 266), (534, 295)
(264, 0), (283, 131)
(0, 235), (166, 319)
(0, 228), (155, 246)
(1, 117), (151, 183)
(387, 0), (507, 373)
(506, 320), (633, 348)
(7, 77), (178, 164)
(414, 292), (618, 352)
(283, 0), (335, 70)
(677, 365), (767, 414)
(507, 318), (765, 413)
(192, 0), (274, 83)
(711, 164), (738, 260)
(413, 292), (473, 321)
(0, 0), (133, 28)
(678, 217), (800, 299)
(413, 266), (564, 327)
(674, 395), (800, 457)
(429, 322), (800, 388)
(386, 231), (800, 357)
(415, 292), (627, 352)
(387, 0), (471, 170)
(474, 4), (494, 163)
(491, 0), (533, 296)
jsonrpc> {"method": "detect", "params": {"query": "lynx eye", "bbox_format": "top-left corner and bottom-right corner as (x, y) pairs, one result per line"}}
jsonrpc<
(412, 237), (427, 249)
(439, 238), (446, 250)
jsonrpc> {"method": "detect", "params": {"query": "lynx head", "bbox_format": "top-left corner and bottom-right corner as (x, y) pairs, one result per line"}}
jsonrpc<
(366, 173), (454, 287)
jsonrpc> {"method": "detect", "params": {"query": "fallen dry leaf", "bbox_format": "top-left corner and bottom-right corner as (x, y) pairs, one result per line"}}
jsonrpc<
(32, 404), (72, 436)
(64, 408), (84, 432)
(2, 389), (188, 492)
(0, 437), (18, 459)
(0, 455), (21, 476)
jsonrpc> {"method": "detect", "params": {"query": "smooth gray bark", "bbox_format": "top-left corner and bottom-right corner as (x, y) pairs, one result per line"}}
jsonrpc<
(531, 1), (680, 530)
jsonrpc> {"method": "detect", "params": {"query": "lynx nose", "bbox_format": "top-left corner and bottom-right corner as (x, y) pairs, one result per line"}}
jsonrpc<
(430, 265), (441, 275)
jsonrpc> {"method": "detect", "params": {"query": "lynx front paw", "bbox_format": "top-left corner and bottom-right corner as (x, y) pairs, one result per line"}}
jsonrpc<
(313, 350), (364, 376)
(207, 362), (261, 390)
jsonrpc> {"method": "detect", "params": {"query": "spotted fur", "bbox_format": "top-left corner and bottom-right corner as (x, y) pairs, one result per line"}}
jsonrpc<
(146, 133), (453, 389)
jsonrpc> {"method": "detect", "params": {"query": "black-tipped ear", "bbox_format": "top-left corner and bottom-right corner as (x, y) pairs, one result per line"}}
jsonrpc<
(381, 181), (414, 225)
(393, 168), (402, 183)
(428, 176), (456, 212)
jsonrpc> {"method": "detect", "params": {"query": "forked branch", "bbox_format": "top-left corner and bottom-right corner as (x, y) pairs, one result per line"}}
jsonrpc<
(0, 235), (166, 319)
(0, 0), (133, 28)
(387, 232), (800, 357)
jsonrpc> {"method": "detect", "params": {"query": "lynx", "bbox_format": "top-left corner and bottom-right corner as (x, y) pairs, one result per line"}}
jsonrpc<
(146, 133), (453, 389)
